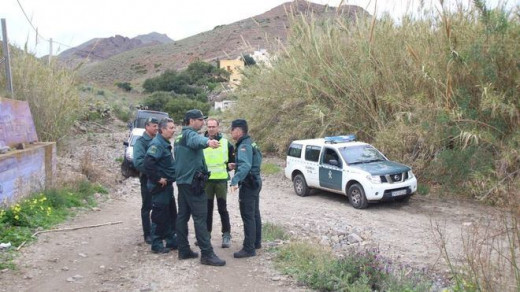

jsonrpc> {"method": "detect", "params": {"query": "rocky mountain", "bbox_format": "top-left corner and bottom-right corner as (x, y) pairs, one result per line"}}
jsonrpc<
(74, 0), (369, 85)
(56, 33), (173, 68)
(134, 32), (174, 45)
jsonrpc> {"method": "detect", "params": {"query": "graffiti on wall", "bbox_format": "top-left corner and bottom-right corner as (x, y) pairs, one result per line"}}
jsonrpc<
(0, 98), (39, 148)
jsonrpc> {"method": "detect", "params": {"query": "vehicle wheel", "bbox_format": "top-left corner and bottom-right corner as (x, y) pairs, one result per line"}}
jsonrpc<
(395, 195), (411, 203)
(121, 160), (131, 178)
(348, 183), (368, 209)
(293, 174), (310, 197)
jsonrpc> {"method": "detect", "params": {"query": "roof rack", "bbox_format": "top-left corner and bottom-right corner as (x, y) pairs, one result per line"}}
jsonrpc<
(324, 134), (356, 144)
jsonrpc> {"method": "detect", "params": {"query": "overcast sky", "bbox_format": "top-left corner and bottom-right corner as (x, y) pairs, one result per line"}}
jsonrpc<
(1, 0), (514, 57)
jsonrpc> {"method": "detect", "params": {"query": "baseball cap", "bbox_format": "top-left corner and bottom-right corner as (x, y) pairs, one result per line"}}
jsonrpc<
(185, 109), (208, 120)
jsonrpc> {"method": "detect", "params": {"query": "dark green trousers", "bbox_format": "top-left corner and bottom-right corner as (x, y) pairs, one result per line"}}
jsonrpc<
(239, 179), (262, 253)
(148, 182), (177, 251)
(176, 184), (214, 257)
(139, 175), (152, 237)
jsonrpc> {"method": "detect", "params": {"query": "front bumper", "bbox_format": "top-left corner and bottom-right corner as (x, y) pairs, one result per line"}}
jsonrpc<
(364, 177), (417, 201)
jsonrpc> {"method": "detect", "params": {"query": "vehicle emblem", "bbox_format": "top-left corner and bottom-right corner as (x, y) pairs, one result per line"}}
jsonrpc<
(393, 174), (400, 181)
(328, 170), (332, 180)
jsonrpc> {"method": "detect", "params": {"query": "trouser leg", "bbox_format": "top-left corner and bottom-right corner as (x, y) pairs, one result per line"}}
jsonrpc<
(184, 184), (213, 257)
(176, 184), (192, 253)
(214, 182), (230, 234)
(217, 198), (230, 234)
(207, 198), (214, 233)
(165, 192), (178, 248)
(150, 184), (175, 251)
(140, 175), (152, 237)
(254, 185), (262, 247)
(239, 186), (258, 253)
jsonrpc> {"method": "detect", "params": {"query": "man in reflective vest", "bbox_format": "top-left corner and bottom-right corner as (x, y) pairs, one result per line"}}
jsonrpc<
(203, 118), (235, 248)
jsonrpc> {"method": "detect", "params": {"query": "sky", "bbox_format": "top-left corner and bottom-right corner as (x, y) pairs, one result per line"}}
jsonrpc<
(1, 0), (515, 57)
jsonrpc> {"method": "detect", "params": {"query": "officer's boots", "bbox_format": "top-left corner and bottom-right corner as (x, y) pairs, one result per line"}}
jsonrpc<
(222, 232), (231, 248)
(201, 253), (226, 266)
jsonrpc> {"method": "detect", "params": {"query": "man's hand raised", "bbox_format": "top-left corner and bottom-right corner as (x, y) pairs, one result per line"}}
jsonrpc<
(208, 139), (220, 149)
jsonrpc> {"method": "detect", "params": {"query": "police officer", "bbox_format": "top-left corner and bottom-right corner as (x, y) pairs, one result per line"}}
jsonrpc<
(229, 119), (263, 258)
(174, 109), (226, 266)
(143, 118), (178, 254)
(203, 118), (234, 248)
(133, 117), (159, 244)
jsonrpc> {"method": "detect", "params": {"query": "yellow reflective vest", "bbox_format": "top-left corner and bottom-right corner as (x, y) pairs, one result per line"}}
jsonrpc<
(203, 137), (229, 180)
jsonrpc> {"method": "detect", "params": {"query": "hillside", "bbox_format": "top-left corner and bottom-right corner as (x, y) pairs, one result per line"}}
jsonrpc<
(75, 0), (369, 86)
(56, 33), (173, 68)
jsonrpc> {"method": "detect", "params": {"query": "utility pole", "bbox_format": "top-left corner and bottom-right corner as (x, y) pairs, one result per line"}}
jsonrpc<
(1, 18), (14, 97)
(48, 38), (53, 65)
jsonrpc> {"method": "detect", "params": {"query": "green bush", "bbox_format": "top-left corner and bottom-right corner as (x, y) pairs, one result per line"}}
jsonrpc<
(144, 91), (175, 110)
(115, 82), (132, 92)
(165, 97), (211, 123)
(142, 61), (229, 101)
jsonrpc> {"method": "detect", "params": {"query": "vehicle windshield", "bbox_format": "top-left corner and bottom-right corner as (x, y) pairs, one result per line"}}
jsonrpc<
(134, 112), (169, 128)
(339, 145), (386, 165)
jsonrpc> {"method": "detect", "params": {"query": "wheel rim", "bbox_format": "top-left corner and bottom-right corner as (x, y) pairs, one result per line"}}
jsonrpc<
(295, 178), (303, 194)
(351, 188), (361, 205)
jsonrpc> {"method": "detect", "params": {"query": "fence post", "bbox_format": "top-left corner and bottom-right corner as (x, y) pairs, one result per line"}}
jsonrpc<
(1, 18), (14, 97)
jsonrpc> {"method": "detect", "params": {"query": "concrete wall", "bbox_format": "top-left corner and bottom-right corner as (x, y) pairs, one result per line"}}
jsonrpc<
(0, 143), (56, 205)
(0, 97), (56, 206)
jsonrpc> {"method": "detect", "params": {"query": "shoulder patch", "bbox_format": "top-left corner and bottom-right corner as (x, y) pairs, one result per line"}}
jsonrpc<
(149, 145), (158, 154)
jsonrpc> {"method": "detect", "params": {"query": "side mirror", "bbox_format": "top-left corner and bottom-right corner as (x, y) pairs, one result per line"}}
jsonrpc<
(127, 122), (133, 129)
(123, 141), (129, 147)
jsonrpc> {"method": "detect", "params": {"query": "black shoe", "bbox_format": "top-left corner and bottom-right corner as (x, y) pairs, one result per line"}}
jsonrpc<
(151, 247), (170, 254)
(178, 250), (199, 260)
(166, 243), (178, 250)
(144, 235), (152, 244)
(233, 249), (256, 258)
(201, 253), (226, 266)
(255, 243), (262, 249)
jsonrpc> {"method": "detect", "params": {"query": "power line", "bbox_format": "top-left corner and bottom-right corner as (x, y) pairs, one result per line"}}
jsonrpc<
(12, 0), (124, 65)
(16, 0), (46, 42)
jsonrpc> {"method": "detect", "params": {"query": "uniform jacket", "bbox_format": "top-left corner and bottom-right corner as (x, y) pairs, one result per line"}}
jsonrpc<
(133, 132), (153, 174)
(144, 134), (176, 183)
(174, 126), (210, 184)
(230, 135), (262, 186)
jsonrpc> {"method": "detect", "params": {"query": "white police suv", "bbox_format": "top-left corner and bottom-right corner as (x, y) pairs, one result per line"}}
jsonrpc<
(284, 135), (417, 209)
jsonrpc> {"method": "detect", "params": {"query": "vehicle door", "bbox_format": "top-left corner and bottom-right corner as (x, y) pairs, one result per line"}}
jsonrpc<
(303, 145), (321, 187)
(319, 147), (343, 191)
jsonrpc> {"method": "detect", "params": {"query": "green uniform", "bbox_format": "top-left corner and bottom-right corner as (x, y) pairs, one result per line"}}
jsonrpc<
(230, 135), (263, 253)
(144, 134), (177, 252)
(174, 126), (215, 257)
(133, 132), (153, 241)
(203, 133), (234, 235)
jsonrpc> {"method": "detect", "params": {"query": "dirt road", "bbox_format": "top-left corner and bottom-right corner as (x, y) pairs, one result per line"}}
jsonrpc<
(0, 126), (499, 291)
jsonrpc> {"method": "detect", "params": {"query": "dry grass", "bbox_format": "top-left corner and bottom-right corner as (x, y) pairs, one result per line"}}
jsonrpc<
(233, 0), (520, 202)
(0, 48), (81, 142)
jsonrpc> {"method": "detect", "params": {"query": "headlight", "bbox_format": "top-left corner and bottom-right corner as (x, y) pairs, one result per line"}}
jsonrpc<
(126, 149), (133, 161)
(366, 175), (381, 184)
(408, 170), (415, 179)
